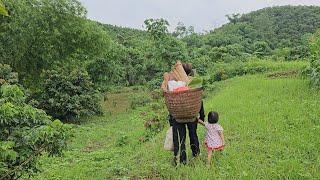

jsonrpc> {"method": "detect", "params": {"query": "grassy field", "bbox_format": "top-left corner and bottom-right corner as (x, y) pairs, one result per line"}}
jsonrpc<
(32, 72), (320, 179)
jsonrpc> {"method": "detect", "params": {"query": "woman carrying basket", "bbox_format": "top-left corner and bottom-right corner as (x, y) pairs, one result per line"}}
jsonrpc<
(168, 63), (205, 166)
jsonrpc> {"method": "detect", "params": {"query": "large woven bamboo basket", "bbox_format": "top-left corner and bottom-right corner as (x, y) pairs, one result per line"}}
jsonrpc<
(164, 88), (203, 123)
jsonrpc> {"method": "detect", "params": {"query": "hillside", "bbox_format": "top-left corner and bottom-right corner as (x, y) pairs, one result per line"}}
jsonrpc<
(196, 5), (320, 60)
(99, 5), (320, 50)
(238, 5), (320, 47)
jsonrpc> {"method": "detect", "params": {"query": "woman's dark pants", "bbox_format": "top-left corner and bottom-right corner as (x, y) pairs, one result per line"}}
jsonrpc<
(172, 121), (200, 164)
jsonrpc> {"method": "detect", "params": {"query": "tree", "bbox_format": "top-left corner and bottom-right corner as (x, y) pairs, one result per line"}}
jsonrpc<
(253, 41), (271, 57)
(87, 42), (126, 87)
(226, 13), (241, 24)
(0, 0), (111, 87)
(38, 68), (102, 121)
(144, 18), (169, 41)
(173, 22), (187, 38)
(0, 64), (70, 179)
(173, 22), (195, 38)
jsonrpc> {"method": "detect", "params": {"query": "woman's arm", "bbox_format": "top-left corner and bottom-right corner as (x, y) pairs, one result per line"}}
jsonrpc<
(197, 118), (205, 126)
(199, 101), (205, 121)
(168, 114), (174, 126)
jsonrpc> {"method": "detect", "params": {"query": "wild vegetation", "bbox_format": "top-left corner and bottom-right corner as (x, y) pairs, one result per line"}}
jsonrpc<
(198, 6), (320, 61)
(0, 64), (70, 179)
(31, 74), (320, 179)
(0, 0), (319, 179)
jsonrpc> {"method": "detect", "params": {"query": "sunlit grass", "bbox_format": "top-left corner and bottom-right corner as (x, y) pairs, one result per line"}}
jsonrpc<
(33, 74), (319, 179)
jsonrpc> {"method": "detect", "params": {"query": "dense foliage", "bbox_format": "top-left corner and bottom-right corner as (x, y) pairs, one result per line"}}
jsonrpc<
(38, 68), (102, 121)
(0, 64), (70, 179)
(2, 1), (319, 90)
(0, 64), (18, 86)
(1, 1), (318, 121)
(0, 0), (110, 86)
(238, 6), (319, 49)
(97, 6), (320, 85)
(101, 23), (148, 46)
(186, 6), (320, 62)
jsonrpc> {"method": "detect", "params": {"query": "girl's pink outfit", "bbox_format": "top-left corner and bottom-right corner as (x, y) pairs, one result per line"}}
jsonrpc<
(204, 122), (224, 151)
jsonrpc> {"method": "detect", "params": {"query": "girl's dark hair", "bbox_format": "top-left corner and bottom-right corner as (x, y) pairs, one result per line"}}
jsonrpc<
(208, 111), (219, 124)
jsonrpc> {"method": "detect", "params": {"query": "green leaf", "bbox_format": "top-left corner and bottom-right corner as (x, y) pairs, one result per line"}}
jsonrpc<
(188, 77), (203, 89)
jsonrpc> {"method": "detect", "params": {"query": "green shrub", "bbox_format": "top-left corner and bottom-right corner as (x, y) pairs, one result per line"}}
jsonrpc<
(307, 30), (320, 88)
(191, 55), (211, 75)
(87, 54), (125, 88)
(130, 94), (152, 109)
(253, 41), (272, 57)
(142, 118), (164, 142)
(38, 68), (102, 121)
(0, 84), (70, 179)
(212, 69), (229, 82)
(147, 75), (163, 90)
(116, 134), (129, 147)
(0, 64), (19, 86)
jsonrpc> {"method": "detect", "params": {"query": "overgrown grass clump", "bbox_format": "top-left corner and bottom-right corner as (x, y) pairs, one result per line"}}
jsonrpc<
(307, 30), (320, 88)
(207, 59), (307, 82)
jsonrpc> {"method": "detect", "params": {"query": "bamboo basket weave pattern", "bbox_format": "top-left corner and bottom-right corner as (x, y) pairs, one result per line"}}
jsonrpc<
(164, 88), (203, 123)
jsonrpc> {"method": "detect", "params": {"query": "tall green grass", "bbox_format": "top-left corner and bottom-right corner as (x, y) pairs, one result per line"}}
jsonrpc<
(127, 75), (320, 179)
(207, 59), (308, 74)
(33, 74), (319, 179)
(207, 60), (308, 82)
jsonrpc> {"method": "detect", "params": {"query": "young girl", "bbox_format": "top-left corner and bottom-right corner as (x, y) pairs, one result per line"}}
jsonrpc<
(198, 111), (225, 167)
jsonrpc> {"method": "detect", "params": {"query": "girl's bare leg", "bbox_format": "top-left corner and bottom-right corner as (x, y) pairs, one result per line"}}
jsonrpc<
(207, 150), (213, 167)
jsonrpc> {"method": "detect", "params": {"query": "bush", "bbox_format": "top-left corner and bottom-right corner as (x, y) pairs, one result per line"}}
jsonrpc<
(147, 75), (163, 90)
(86, 43), (125, 88)
(116, 134), (129, 147)
(212, 69), (229, 82)
(0, 84), (25, 104)
(0, 84), (71, 179)
(307, 30), (320, 88)
(191, 55), (211, 75)
(38, 68), (102, 121)
(130, 94), (152, 109)
(0, 64), (19, 86)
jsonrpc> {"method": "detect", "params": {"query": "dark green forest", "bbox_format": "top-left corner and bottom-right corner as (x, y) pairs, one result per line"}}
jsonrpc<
(1, 0), (320, 178)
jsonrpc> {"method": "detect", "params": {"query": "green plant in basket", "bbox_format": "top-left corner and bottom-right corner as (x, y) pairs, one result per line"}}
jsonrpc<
(188, 76), (203, 89)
